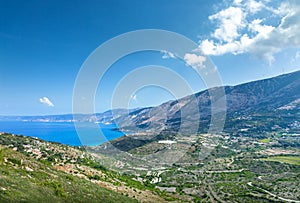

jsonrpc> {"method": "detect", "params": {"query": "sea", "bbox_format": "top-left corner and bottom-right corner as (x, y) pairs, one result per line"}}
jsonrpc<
(0, 121), (124, 146)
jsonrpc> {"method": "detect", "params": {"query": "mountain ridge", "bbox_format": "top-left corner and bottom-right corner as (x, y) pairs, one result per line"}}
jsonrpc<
(115, 70), (300, 134)
(0, 70), (299, 130)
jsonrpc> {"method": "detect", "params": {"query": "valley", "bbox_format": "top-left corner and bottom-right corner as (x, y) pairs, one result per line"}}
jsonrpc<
(89, 116), (300, 202)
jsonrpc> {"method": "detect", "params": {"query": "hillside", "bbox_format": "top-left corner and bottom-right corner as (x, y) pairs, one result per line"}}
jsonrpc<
(0, 133), (184, 203)
(116, 70), (300, 134)
(89, 71), (299, 153)
(0, 146), (137, 203)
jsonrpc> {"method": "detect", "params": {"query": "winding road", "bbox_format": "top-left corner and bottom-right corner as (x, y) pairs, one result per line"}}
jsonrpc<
(247, 182), (300, 203)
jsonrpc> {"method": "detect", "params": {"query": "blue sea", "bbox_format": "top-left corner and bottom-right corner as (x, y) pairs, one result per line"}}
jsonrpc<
(0, 121), (124, 146)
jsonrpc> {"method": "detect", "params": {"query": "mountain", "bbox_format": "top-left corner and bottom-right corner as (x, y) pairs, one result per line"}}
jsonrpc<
(2, 71), (298, 130)
(1, 71), (299, 136)
(88, 72), (300, 203)
(115, 70), (300, 134)
(95, 71), (300, 153)
(0, 108), (135, 123)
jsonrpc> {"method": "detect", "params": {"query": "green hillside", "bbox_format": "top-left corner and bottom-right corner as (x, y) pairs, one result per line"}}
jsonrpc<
(0, 133), (176, 203)
(0, 146), (138, 203)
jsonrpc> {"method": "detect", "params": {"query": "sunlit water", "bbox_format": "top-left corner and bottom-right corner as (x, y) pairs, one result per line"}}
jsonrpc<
(0, 121), (124, 146)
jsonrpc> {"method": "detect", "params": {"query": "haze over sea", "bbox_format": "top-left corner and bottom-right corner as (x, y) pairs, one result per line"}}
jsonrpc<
(0, 121), (124, 146)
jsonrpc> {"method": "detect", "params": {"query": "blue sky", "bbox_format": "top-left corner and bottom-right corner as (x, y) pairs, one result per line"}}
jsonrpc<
(1, 0), (300, 115)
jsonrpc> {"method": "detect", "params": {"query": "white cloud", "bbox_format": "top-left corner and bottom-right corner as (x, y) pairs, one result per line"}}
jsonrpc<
(161, 50), (176, 59)
(245, 0), (264, 13)
(248, 19), (274, 36)
(198, 0), (300, 64)
(184, 53), (207, 69)
(233, 0), (243, 5)
(209, 6), (245, 43)
(39, 97), (54, 107)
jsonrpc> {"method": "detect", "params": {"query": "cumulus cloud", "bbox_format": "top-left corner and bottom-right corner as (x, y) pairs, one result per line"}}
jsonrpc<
(161, 50), (176, 59)
(198, 0), (300, 64)
(233, 0), (243, 5)
(39, 97), (54, 107)
(184, 53), (207, 69)
(209, 6), (245, 43)
(245, 0), (265, 13)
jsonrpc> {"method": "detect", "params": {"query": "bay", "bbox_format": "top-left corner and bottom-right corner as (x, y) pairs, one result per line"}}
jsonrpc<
(0, 121), (124, 146)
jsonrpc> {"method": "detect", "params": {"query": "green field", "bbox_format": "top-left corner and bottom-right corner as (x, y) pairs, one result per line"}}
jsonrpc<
(259, 138), (271, 143)
(262, 156), (300, 165)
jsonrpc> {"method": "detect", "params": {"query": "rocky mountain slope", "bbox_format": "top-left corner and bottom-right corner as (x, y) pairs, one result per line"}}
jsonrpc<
(2, 71), (298, 133)
(115, 70), (300, 134)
